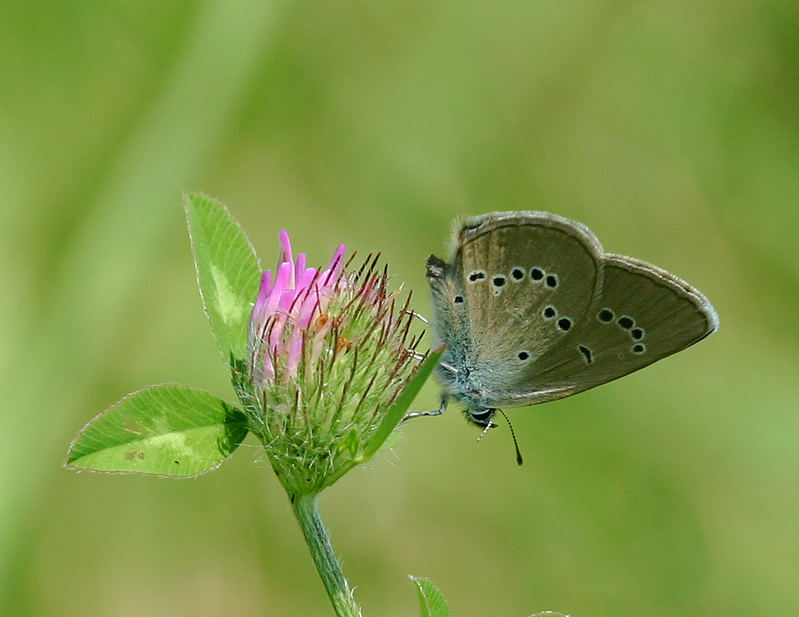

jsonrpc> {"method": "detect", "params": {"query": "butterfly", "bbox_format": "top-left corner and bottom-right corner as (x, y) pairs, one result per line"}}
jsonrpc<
(412, 211), (718, 457)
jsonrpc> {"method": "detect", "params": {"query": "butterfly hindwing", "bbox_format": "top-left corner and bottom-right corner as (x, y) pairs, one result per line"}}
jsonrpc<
(494, 254), (719, 406)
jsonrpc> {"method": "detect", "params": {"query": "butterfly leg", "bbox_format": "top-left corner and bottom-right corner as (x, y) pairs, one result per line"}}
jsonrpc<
(407, 349), (459, 374)
(402, 309), (429, 324)
(402, 392), (449, 422)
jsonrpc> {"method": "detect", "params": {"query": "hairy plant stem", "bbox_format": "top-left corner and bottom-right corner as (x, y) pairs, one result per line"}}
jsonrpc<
(291, 493), (363, 617)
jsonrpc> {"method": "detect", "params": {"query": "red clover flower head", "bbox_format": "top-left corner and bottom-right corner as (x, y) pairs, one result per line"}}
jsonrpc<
(246, 231), (423, 495)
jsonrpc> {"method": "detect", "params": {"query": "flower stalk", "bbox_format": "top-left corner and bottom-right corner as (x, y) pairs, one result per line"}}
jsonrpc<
(291, 494), (363, 617)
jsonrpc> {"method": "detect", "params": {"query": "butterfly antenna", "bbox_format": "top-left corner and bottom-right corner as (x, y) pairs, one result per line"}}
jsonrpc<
(496, 409), (523, 466)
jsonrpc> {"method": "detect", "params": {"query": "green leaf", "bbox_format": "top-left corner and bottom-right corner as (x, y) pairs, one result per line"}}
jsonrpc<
(410, 576), (452, 617)
(361, 346), (444, 460)
(66, 384), (248, 477)
(184, 193), (261, 367)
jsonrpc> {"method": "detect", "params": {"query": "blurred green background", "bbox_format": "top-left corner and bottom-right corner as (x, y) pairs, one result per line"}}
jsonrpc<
(2, 1), (798, 615)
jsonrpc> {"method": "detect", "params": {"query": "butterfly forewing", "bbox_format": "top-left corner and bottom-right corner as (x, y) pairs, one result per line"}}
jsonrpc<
(453, 212), (604, 393)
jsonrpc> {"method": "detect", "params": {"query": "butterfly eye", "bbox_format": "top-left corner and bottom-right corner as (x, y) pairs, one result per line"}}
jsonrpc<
(453, 294), (465, 304)
(510, 267), (525, 281)
(632, 343), (646, 354)
(545, 273), (559, 288)
(467, 270), (486, 283)
(630, 327), (645, 341)
(556, 317), (572, 332)
(530, 267), (545, 282)
(597, 308), (614, 323)
(617, 316), (635, 330)
(517, 350), (530, 361)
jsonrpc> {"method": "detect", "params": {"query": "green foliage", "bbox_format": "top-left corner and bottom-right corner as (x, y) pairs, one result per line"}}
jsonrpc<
(65, 385), (248, 476)
(64, 197), (260, 479)
(411, 576), (452, 617)
(184, 193), (261, 369)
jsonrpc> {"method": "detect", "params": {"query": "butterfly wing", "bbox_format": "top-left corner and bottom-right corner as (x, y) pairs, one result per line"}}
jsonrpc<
(434, 211), (605, 404)
(493, 253), (719, 406)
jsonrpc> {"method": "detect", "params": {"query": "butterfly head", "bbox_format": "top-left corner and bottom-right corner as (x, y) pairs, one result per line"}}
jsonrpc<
(465, 405), (525, 466)
(464, 406), (497, 429)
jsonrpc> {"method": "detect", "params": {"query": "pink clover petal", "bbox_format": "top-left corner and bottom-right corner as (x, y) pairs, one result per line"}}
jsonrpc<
(296, 294), (321, 329)
(302, 289), (325, 323)
(285, 334), (304, 379)
(278, 230), (294, 279)
(317, 246), (345, 288)
(278, 287), (300, 314)
(329, 244), (346, 279)
(317, 267), (335, 292)
(261, 350), (275, 381)
(331, 243), (346, 266)
(268, 314), (286, 351)
(257, 270), (273, 304)
(296, 267), (318, 292)
(292, 289), (314, 323)
(252, 271), (273, 325)
(279, 229), (293, 263)
(249, 232), (360, 389)
(266, 262), (293, 313)
(309, 322), (331, 366)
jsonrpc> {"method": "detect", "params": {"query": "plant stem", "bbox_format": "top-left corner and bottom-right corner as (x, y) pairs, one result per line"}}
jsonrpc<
(291, 493), (363, 617)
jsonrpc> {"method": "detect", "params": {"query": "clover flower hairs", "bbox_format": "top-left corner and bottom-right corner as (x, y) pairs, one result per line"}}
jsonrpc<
(65, 195), (445, 617)
(246, 229), (427, 495)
